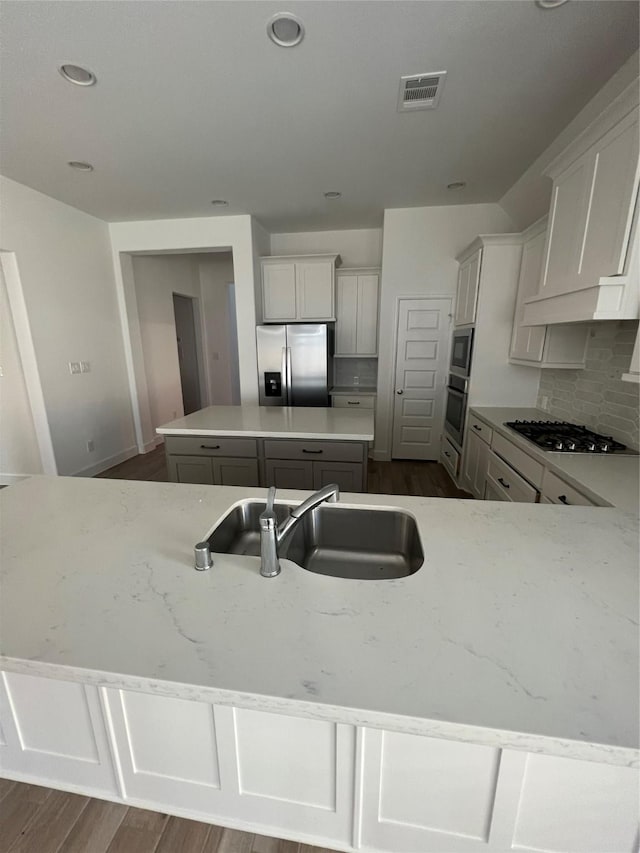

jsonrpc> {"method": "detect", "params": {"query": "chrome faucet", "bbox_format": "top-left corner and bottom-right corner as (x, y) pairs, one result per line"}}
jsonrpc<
(259, 483), (340, 578)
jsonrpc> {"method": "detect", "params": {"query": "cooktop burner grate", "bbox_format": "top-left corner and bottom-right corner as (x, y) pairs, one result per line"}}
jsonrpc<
(504, 420), (629, 453)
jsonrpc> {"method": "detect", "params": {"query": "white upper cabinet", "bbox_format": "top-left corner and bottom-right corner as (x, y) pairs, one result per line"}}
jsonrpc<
(510, 218), (589, 368)
(523, 93), (640, 326)
(454, 248), (482, 327)
(261, 255), (339, 323)
(335, 269), (380, 355)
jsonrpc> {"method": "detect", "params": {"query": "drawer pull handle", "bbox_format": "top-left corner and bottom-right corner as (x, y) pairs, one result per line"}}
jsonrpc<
(444, 451), (451, 458)
(498, 477), (510, 489)
(302, 449), (323, 454)
(558, 494), (570, 505)
(473, 425), (482, 431)
(347, 401), (360, 405)
(201, 444), (221, 450)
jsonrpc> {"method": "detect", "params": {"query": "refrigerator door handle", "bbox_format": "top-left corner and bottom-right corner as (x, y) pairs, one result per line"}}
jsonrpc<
(280, 347), (288, 404)
(286, 347), (293, 405)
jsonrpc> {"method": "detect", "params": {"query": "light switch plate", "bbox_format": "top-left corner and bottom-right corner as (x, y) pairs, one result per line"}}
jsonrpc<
(80, 361), (91, 373)
(69, 362), (81, 375)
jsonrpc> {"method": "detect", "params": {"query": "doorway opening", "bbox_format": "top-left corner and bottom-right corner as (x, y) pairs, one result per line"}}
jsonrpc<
(130, 250), (240, 440)
(172, 293), (202, 416)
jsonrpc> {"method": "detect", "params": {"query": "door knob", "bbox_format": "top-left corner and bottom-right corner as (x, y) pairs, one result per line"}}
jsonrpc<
(396, 389), (404, 395)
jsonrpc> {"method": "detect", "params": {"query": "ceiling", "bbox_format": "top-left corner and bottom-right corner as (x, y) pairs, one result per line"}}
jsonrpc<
(0, 1), (638, 231)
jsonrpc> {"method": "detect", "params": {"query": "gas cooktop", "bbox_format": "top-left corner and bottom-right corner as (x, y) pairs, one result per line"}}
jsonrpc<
(504, 420), (636, 454)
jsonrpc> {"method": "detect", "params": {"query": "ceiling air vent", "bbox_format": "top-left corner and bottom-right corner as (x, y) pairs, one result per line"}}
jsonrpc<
(397, 71), (447, 112)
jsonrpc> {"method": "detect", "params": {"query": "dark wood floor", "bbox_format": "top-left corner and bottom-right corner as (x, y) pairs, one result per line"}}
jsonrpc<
(0, 780), (326, 853)
(96, 446), (471, 499)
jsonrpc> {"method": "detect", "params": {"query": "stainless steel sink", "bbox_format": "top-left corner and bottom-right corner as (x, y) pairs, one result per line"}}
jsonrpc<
(207, 501), (424, 579)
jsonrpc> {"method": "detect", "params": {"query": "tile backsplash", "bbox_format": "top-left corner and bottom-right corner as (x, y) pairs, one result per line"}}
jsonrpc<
(334, 357), (378, 388)
(537, 320), (639, 450)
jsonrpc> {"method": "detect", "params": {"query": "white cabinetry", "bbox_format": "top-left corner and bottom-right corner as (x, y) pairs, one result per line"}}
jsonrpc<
(454, 248), (482, 327)
(463, 426), (490, 498)
(103, 688), (355, 846)
(522, 96), (640, 326)
(261, 255), (339, 322)
(0, 671), (118, 795)
(359, 727), (639, 853)
(510, 218), (589, 368)
(335, 269), (379, 355)
(541, 469), (599, 507)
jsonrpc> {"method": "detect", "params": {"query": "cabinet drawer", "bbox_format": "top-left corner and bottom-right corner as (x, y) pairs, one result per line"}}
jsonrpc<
(331, 395), (375, 409)
(164, 436), (257, 458)
(541, 470), (599, 507)
(492, 432), (544, 488)
(487, 452), (538, 503)
(467, 415), (492, 446)
(264, 439), (364, 463)
(440, 436), (460, 480)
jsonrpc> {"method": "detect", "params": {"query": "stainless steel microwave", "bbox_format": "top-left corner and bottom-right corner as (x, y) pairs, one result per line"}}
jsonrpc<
(450, 327), (474, 379)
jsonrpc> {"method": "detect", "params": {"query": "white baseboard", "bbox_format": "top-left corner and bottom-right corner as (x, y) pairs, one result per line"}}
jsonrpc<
(144, 437), (164, 452)
(72, 446), (139, 478)
(0, 472), (35, 486)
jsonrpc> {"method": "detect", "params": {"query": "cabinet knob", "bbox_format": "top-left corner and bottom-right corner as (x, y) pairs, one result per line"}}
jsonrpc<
(396, 389), (404, 395)
(558, 494), (570, 505)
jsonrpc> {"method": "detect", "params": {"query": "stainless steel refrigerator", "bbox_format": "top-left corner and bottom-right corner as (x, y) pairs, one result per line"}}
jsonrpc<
(257, 324), (333, 406)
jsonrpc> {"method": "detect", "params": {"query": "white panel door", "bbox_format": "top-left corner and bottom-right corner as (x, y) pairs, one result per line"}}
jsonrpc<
(295, 261), (334, 320)
(355, 274), (379, 355)
(335, 275), (358, 354)
(103, 688), (223, 813)
(510, 229), (548, 361)
(360, 727), (502, 852)
(231, 708), (355, 844)
(391, 298), (451, 460)
(262, 263), (297, 321)
(0, 671), (118, 795)
(511, 753), (639, 853)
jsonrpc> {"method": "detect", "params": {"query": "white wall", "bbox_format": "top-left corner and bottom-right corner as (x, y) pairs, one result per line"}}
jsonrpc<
(0, 263), (43, 482)
(499, 50), (639, 230)
(197, 253), (239, 406)
(131, 254), (202, 436)
(0, 177), (136, 476)
(269, 228), (382, 268)
(375, 203), (515, 460)
(109, 215), (259, 451)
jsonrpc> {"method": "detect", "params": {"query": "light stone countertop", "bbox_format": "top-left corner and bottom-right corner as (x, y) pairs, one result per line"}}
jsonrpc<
(1, 476), (637, 768)
(156, 405), (374, 441)
(471, 407), (639, 514)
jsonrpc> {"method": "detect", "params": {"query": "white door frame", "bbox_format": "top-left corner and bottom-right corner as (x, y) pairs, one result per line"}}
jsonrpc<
(389, 294), (453, 461)
(0, 251), (57, 476)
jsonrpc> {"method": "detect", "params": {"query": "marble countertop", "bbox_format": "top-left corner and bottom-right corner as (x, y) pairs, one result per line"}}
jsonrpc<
(471, 407), (639, 513)
(1, 476), (637, 767)
(156, 405), (374, 441)
(329, 386), (377, 396)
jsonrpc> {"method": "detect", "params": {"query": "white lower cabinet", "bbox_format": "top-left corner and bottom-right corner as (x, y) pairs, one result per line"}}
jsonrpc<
(102, 688), (355, 846)
(358, 728), (639, 853)
(462, 429), (490, 498)
(1, 674), (638, 852)
(0, 671), (118, 795)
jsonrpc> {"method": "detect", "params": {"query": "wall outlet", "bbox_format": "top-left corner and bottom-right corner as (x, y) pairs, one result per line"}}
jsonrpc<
(353, 376), (360, 385)
(69, 362), (81, 375)
(87, 439), (95, 453)
(172, 410), (177, 419)
(80, 361), (91, 373)
(541, 395), (550, 410)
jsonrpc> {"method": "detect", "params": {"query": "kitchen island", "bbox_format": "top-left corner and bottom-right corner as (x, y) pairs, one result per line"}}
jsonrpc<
(157, 404), (375, 492)
(1, 476), (638, 852)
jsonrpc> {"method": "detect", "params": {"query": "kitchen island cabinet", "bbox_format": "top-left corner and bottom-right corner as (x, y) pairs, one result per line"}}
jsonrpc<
(1, 476), (637, 851)
(158, 405), (374, 491)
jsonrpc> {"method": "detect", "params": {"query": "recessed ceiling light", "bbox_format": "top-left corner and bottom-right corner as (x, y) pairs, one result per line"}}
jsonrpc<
(59, 64), (96, 86)
(68, 161), (94, 171)
(535, 0), (570, 8)
(210, 199), (229, 207)
(267, 13), (305, 47)
(324, 191), (342, 199)
(447, 181), (466, 190)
